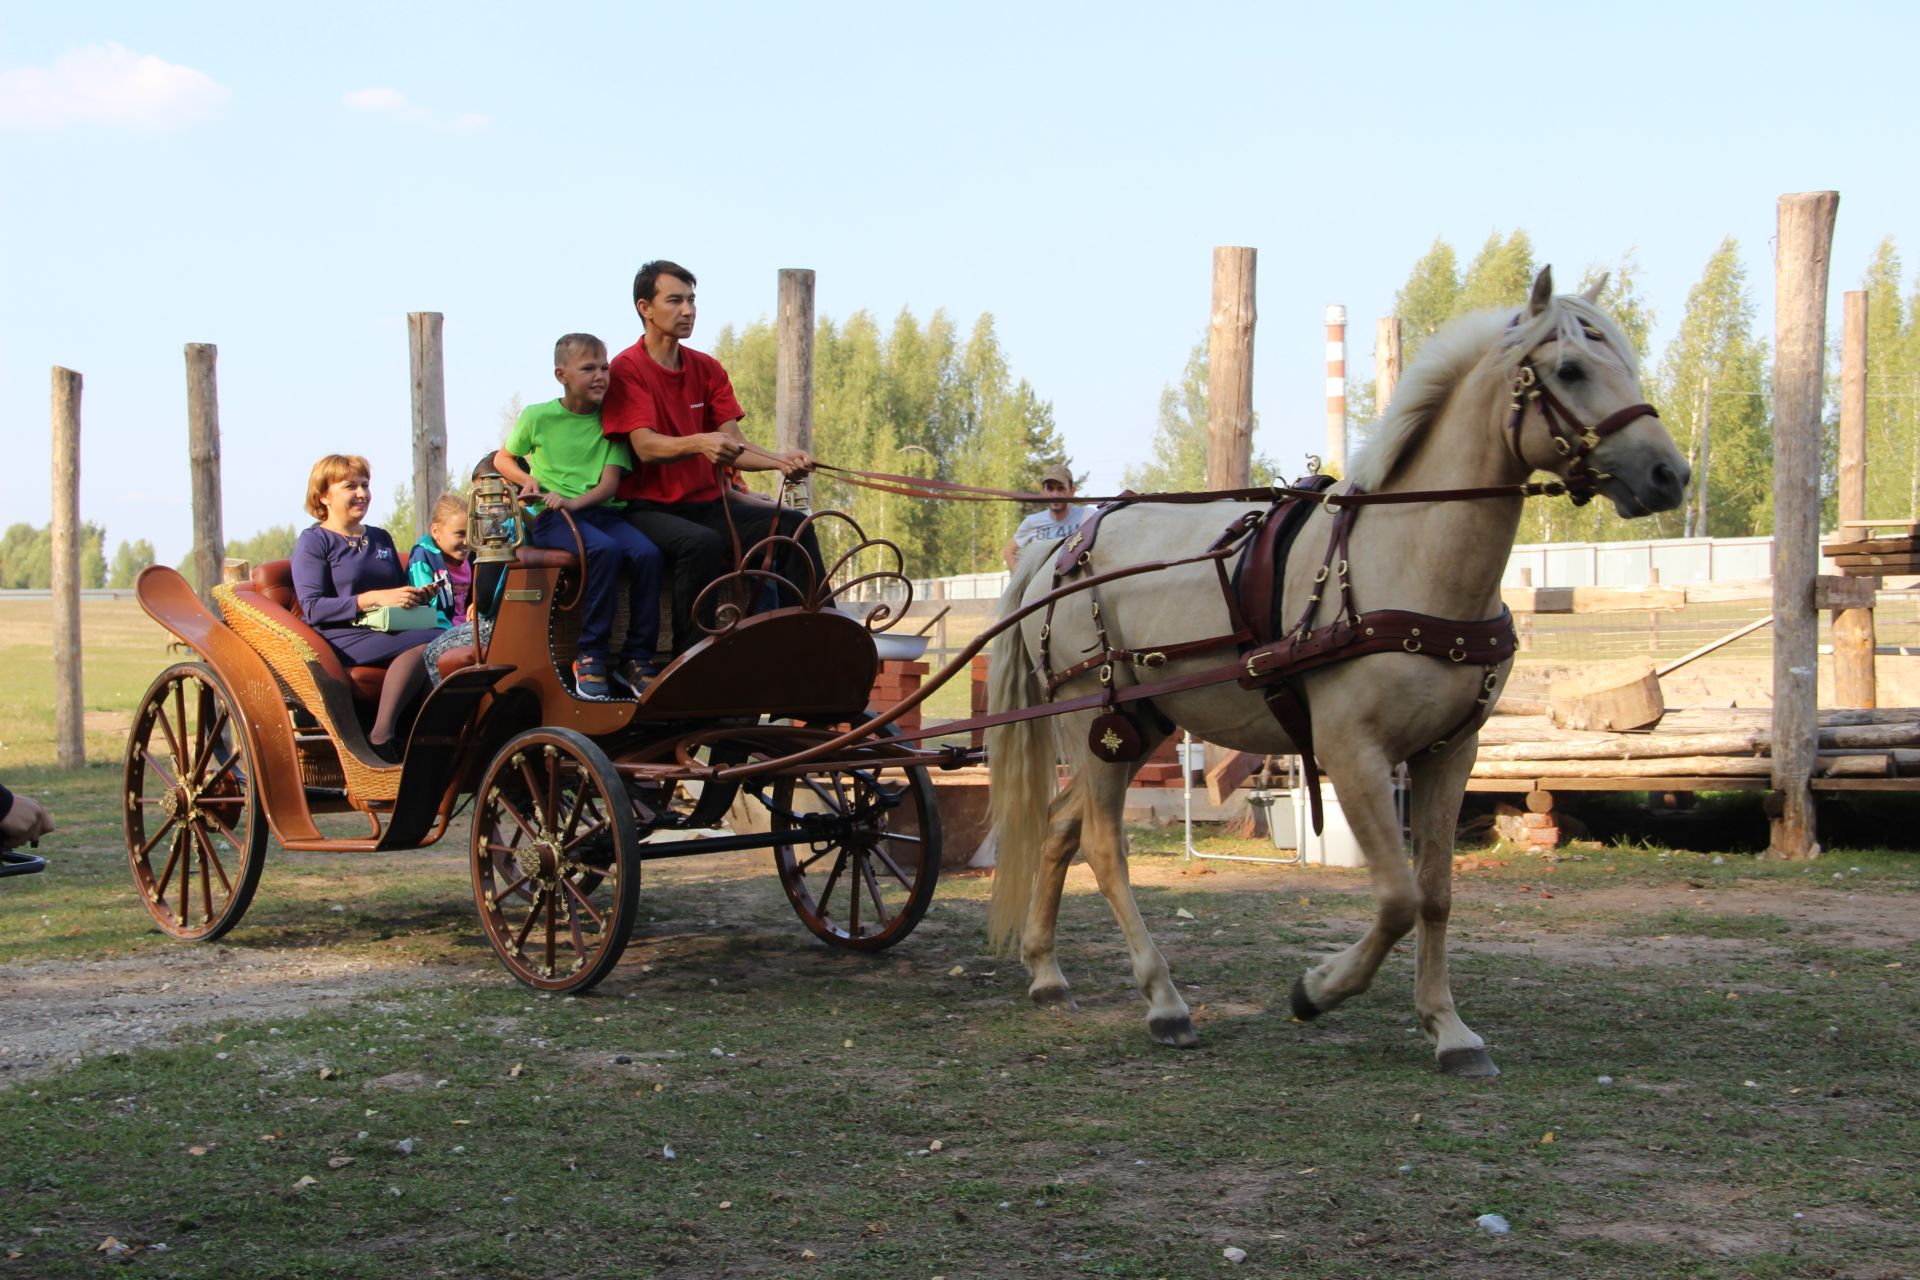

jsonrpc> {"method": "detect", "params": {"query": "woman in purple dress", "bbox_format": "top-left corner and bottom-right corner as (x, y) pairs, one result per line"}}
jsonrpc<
(291, 454), (440, 759)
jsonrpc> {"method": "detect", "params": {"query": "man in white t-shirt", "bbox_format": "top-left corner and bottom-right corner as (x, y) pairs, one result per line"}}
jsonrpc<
(1002, 462), (1092, 569)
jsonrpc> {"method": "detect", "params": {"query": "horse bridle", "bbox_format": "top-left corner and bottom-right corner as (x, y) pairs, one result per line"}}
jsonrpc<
(1505, 334), (1659, 507)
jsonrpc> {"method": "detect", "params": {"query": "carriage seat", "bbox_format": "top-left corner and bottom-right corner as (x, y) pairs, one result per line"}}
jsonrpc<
(428, 546), (581, 680)
(244, 561), (388, 704)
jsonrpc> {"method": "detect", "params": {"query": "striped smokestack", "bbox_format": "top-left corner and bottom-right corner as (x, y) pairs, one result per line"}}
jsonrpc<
(1325, 304), (1347, 473)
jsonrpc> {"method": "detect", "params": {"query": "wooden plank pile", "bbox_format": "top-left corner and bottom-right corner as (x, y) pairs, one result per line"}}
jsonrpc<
(1471, 706), (1920, 790)
(1826, 520), (1920, 575)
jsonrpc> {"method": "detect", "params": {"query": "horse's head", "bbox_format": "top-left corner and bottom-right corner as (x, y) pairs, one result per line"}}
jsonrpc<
(1504, 267), (1689, 517)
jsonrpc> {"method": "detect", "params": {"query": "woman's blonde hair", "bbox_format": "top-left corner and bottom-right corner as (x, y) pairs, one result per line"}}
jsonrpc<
(305, 454), (371, 520)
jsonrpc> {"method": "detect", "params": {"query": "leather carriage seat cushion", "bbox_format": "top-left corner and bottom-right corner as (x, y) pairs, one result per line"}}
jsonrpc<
(245, 561), (385, 705)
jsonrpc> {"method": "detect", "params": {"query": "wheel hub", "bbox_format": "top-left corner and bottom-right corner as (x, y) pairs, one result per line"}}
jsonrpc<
(516, 836), (563, 886)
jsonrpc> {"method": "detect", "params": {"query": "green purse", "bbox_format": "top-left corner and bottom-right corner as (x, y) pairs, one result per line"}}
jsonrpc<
(354, 604), (441, 633)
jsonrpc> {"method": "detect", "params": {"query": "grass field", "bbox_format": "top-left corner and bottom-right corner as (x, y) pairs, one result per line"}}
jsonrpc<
(2, 600), (1917, 1279)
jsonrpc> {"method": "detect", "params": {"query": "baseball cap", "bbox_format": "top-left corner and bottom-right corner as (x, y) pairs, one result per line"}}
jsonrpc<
(1039, 463), (1074, 488)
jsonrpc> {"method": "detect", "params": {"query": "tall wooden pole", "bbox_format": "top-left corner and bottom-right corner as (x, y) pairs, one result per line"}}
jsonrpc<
(1323, 305), (1347, 472)
(1375, 316), (1402, 415)
(1768, 190), (1840, 859)
(51, 367), (84, 769)
(1205, 247), (1257, 489)
(775, 268), (816, 507)
(1693, 375), (1712, 538)
(185, 344), (224, 609)
(409, 312), (448, 531)
(1832, 290), (1875, 708)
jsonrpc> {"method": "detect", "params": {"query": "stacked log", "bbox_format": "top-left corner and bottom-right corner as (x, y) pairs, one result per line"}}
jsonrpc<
(1472, 708), (1920, 784)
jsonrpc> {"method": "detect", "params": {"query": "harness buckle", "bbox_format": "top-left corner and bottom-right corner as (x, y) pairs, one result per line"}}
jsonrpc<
(1098, 663), (1113, 686)
(1336, 558), (1348, 577)
(1135, 651), (1167, 669)
(1553, 436), (1572, 456)
(1449, 647), (1467, 662)
(1245, 653), (1263, 679)
(1403, 638), (1423, 653)
(1313, 565), (1329, 583)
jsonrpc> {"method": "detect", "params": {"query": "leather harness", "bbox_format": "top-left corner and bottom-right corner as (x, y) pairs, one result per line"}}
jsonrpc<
(1024, 331), (1659, 834)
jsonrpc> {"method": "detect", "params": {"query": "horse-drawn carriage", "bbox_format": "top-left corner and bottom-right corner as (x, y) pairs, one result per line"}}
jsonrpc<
(123, 269), (1689, 1074)
(123, 486), (945, 993)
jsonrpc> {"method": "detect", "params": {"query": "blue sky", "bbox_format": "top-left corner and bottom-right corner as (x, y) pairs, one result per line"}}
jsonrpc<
(5, 1), (1916, 564)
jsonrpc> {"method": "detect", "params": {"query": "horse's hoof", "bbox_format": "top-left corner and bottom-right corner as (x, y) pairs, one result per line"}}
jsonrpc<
(1437, 1047), (1500, 1078)
(1149, 1014), (1199, 1048)
(1030, 985), (1079, 1012)
(1289, 976), (1322, 1022)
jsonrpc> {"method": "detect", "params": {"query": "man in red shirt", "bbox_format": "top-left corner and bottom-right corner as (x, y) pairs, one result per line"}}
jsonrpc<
(603, 260), (825, 652)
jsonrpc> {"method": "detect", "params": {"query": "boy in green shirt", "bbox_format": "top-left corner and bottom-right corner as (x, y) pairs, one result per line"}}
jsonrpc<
(493, 333), (663, 699)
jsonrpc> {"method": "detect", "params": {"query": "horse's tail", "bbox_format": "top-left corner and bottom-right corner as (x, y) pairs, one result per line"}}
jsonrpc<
(986, 547), (1056, 957)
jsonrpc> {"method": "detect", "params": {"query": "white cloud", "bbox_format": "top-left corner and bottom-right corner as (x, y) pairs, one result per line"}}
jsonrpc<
(342, 86), (488, 130)
(0, 43), (228, 130)
(343, 87), (411, 114)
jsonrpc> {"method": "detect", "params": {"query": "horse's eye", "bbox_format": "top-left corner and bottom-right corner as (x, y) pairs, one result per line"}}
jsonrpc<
(1557, 362), (1586, 383)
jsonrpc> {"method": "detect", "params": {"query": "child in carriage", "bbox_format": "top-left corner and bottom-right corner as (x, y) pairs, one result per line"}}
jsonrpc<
(492, 333), (664, 699)
(408, 492), (471, 628)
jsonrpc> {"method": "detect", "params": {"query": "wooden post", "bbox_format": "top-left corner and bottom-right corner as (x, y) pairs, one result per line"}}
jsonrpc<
(1205, 247), (1257, 489)
(1324, 304), (1347, 473)
(185, 344), (224, 609)
(408, 312), (448, 530)
(1375, 316), (1402, 414)
(51, 367), (84, 769)
(775, 268), (816, 506)
(1769, 190), (1840, 859)
(1833, 290), (1876, 708)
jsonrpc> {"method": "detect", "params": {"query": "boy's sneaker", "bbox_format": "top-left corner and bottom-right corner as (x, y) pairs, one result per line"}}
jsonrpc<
(572, 656), (611, 700)
(613, 656), (661, 698)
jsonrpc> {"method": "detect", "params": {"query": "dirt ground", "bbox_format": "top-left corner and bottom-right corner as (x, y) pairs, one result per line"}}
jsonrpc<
(8, 851), (1916, 1083)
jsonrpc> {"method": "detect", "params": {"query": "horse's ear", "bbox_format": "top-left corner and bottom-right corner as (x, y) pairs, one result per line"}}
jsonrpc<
(1581, 273), (1609, 304)
(1528, 266), (1554, 317)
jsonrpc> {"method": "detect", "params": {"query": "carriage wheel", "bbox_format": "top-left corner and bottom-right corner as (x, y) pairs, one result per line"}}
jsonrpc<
(470, 728), (639, 993)
(123, 662), (269, 941)
(762, 727), (941, 952)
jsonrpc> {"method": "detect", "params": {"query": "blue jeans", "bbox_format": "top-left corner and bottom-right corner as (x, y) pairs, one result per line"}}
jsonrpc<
(529, 506), (663, 662)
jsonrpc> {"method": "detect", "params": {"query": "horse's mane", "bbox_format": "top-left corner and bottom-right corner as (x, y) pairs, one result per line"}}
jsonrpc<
(1348, 291), (1638, 491)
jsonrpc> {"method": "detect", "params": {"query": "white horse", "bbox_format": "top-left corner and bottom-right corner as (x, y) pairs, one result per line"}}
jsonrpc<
(985, 268), (1687, 1076)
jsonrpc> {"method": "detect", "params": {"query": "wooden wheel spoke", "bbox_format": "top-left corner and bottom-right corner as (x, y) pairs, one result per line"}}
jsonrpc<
(197, 823), (215, 922)
(816, 849), (849, 919)
(560, 783), (591, 848)
(795, 844), (838, 874)
(144, 751), (183, 795)
(150, 699), (186, 771)
(136, 815), (178, 861)
(545, 759), (563, 844)
(191, 822), (234, 897)
(170, 679), (189, 771)
(495, 872), (534, 901)
(511, 888), (547, 951)
(153, 828), (187, 899)
(544, 890), (558, 971)
(560, 817), (610, 858)
(494, 794), (543, 846)
(858, 852), (893, 931)
(868, 842), (916, 891)
(189, 689), (224, 779)
(201, 806), (245, 853)
(560, 876), (607, 930)
(517, 759), (549, 830)
(801, 775), (845, 813)
(199, 745), (243, 794)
